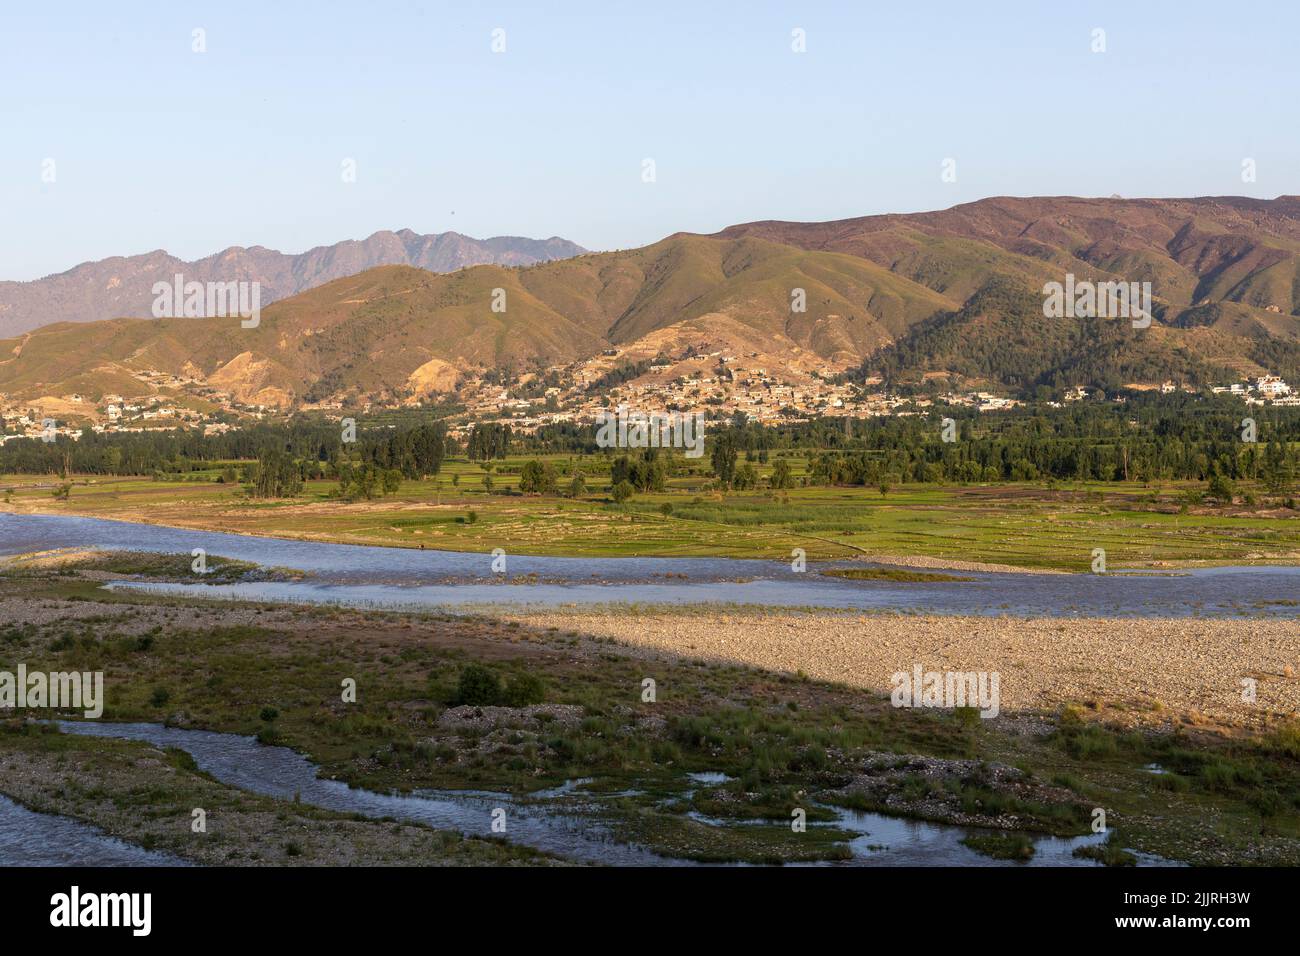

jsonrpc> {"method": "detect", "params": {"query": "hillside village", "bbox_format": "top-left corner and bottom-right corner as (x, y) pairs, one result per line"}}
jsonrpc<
(0, 334), (1294, 445)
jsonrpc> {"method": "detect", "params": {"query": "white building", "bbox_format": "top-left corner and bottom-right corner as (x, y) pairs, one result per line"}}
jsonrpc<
(1256, 375), (1291, 399)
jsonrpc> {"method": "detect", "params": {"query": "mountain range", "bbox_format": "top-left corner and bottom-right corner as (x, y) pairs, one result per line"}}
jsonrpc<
(3, 196), (1299, 409)
(0, 229), (587, 338)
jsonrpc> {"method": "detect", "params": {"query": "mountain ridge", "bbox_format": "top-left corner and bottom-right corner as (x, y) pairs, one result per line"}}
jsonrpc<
(3, 196), (1299, 411)
(0, 229), (587, 337)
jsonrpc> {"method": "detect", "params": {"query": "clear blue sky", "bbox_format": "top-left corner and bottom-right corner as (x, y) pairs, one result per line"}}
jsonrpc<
(2, 0), (1297, 280)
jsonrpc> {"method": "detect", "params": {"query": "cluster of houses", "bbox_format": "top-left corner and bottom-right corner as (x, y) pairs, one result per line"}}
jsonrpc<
(1211, 374), (1297, 405)
(453, 347), (897, 434)
(4, 350), (1295, 448)
(941, 391), (1024, 412)
(0, 390), (236, 445)
(1055, 376), (1295, 406)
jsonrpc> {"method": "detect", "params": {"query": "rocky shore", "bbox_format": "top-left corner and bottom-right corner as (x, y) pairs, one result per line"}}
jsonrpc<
(504, 609), (1300, 729)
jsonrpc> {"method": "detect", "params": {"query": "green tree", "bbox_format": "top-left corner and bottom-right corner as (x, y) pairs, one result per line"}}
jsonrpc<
(1206, 465), (1234, 503)
(732, 461), (758, 490)
(710, 431), (738, 488)
(770, 458), (793, 490)
(519, 459), (558, 495)
(249, 448), (302, 498)
(1261, 440), (1294, 495)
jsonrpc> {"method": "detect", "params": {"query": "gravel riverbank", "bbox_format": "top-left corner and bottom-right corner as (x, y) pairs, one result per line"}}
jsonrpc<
(502, 609), (1300, 729)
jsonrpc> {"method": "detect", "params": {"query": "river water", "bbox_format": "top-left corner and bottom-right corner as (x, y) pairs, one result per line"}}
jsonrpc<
(0, 793), (187, 866)
(2, 512), (1298, 618)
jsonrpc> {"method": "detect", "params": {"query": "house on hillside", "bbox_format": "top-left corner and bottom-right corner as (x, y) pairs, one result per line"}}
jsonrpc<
(1256, 375), (1291, 399)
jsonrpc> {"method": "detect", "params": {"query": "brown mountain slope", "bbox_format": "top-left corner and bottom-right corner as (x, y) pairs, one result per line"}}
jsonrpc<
(0, 235), (956, 406)
(5, 197), (1300, 408)
(0, 229), (586, 338)
(709, 195), (1300, 314)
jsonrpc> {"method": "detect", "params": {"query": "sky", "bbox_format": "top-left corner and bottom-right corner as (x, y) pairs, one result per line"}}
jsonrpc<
(2, 0), (1298, 281)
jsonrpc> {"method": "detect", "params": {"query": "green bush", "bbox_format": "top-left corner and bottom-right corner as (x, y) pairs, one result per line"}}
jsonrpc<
(502, 672), (546, 707)
(455, 664), (502, 706)
(451, 665), (546, 707)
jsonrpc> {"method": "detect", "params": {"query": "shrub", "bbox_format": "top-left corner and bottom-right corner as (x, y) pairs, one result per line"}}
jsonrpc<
(455, 664), (502, 706)
(149, 686), (171, 707)
(502, 672), (546, 707)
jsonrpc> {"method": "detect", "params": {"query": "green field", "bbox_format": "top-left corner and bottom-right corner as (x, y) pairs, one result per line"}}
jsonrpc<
(4, 453), (1299, 570)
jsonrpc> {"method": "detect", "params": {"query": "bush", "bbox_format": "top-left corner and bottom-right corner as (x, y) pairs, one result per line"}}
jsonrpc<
(260, 707), (279, 722)
(455, 664), (502, 706)
(452, 664), (546, 707)
(502, 673), (547, 707)
(149, 686), (171, 707)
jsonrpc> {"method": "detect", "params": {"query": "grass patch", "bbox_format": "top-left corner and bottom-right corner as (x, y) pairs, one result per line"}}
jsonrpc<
(820, 568), (974, 583)
(961, 831), (1035, 861)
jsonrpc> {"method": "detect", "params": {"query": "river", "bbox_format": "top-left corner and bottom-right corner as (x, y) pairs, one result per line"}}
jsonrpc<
(2, 512), (1298, 617)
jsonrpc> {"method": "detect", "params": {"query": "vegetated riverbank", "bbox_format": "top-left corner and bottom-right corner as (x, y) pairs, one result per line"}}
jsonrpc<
(0, 548), (304, 585)
(5, 471), (1300, 570)
(1, 561), (1298, 865)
